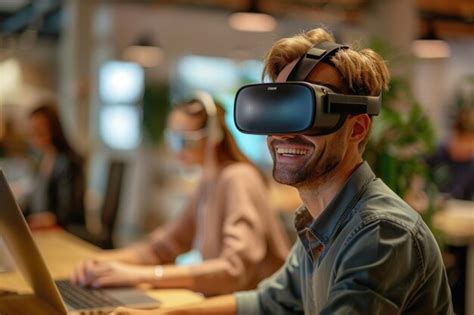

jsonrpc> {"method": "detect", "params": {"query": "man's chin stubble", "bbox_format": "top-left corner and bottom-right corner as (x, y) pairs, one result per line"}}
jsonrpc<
(272, 158), (341, 188)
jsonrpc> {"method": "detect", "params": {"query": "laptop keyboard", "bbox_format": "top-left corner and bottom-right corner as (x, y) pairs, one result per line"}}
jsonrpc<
(55, 280), (123, 310)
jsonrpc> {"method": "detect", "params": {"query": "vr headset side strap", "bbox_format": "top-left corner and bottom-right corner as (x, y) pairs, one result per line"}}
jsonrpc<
(287, 41), (349, 82)
(326, 93), (382, 115)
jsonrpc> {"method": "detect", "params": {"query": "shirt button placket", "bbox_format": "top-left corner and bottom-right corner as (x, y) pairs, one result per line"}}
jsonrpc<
(306, 230), (324, 263)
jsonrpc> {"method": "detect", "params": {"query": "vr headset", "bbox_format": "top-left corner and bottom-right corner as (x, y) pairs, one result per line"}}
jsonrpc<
(234, 42), (382, 135)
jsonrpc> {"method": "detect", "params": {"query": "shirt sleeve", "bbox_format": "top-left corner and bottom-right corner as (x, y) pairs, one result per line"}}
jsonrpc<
(235, 243), (304, 315)
(321, 218), (425, 315)
(187, 165), (272, 294)
(146, 189), (200, 264)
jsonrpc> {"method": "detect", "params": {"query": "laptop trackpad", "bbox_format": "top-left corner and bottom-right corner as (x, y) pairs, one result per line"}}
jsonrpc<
(102, 287), (161, 308)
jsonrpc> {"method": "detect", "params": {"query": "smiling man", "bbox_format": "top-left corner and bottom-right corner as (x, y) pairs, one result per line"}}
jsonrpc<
(111, 28), (453, 315)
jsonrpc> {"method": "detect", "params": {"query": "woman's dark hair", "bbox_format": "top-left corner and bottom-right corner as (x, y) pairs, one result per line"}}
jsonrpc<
(29, 99), (79, 156)
(173, 99), (267, 183)
(453, 106), (474, 134)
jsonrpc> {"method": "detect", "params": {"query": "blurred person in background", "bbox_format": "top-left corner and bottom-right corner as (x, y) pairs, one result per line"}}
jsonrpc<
(427, 105), (474, 201)
(71, 96), (290, 296)
(427, 104), (474, 315)
(23, 100), (86, 230)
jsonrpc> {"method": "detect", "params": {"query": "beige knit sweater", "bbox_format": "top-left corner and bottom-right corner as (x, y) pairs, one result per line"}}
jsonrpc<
(145, 162), (290, 295)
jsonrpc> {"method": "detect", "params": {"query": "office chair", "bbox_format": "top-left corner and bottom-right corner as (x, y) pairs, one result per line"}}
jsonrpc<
(69, 160), (126, 249)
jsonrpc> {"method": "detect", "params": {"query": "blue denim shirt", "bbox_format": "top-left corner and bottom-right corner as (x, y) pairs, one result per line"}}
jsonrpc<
(236, 162), (453, 314)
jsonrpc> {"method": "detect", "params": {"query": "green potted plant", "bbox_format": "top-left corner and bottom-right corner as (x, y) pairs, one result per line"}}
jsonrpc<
(364, 39), (444, 246)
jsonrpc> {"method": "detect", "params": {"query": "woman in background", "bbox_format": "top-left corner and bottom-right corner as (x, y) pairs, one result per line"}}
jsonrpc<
(427, 105), (474, 200)
(71, 94), (290, 296)
(25, 100), (85, 230)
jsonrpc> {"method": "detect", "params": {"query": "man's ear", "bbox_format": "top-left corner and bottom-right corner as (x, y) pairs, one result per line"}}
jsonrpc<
(350, 114), (371, 144)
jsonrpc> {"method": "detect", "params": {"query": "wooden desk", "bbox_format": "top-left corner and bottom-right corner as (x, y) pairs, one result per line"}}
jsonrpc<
(433, 199), (474, 315)
(0, 230), (203, 312)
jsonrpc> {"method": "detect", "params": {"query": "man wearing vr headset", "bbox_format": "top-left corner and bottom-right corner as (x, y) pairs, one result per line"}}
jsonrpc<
(112, 28), (452, 315)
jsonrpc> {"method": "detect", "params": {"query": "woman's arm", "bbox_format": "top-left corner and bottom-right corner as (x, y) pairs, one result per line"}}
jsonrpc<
(72, 261), (196, 289)
(177, 165), (275, 294)
(71, 188), (200, 285)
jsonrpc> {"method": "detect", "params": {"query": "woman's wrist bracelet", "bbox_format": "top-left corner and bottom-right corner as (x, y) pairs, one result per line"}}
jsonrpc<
(154, 265), (164, 280)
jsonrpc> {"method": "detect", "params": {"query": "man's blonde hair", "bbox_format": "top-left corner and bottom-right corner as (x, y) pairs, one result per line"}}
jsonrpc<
(263, 28), (390, 152)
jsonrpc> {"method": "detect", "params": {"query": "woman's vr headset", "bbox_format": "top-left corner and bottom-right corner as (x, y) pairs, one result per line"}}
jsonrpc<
(234, 42), (382, 135)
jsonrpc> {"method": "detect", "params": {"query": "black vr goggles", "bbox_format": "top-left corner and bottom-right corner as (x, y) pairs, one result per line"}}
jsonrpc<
(234, 42), (382, 135)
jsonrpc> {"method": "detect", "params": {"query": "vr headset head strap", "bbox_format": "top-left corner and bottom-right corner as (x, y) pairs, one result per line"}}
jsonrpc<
(194, 90), (224, 143)
(287, 41), (383, 117)
(286, 41), (349, 82)
(326, 94), (381, 116)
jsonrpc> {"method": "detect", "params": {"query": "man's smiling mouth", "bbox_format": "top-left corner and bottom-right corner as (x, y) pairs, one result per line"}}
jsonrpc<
(276, 147), (309, 157)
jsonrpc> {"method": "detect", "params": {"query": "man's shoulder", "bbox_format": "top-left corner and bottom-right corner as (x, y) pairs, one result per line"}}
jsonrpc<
(338, 180), (442, 264)
(338, 184), (436, 270)
(355, 178), (423, 234)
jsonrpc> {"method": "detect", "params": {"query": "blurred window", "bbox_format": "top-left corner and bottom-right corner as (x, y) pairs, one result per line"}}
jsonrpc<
(99, 61), (144, 104)
(100, 105), (141, 150)
(98, 61), (144, 150)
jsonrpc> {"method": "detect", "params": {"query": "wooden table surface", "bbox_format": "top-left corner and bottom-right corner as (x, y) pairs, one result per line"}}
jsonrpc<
(0, 229), (204, 311)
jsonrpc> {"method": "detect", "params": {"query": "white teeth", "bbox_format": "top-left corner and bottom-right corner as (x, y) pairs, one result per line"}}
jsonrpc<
(276, 148), (308, 155)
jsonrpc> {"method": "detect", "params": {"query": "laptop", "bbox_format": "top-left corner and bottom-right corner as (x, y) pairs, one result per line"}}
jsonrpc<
(0, 170), (161, 315)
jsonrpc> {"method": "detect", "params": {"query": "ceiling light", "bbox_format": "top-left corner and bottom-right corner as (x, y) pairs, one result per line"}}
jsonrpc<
(228, 0), (276, 33)
(412, 39), (451, 59)
(412, 19), (450, 59)
(123, 34), (163, 68)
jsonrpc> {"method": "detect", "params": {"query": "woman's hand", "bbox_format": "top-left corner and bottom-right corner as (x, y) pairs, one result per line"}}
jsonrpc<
(70, 259), (155, 288)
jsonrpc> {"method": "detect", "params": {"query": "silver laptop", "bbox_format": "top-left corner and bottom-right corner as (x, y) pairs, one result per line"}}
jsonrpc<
(0, 169), (160, 315)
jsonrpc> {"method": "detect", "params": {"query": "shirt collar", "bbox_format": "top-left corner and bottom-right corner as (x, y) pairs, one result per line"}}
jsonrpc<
(295, 162), (376, 248)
